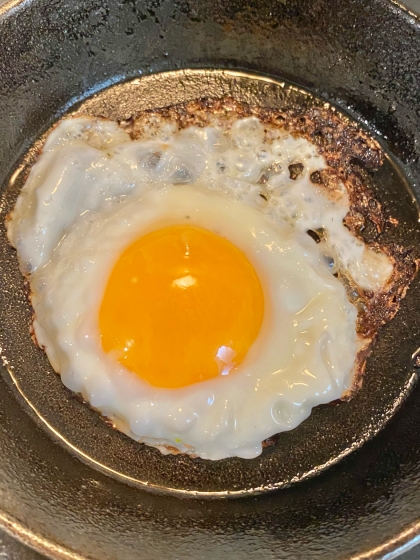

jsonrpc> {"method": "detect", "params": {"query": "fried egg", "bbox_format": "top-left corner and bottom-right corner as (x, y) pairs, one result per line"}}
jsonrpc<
(7, 107), (394, 460)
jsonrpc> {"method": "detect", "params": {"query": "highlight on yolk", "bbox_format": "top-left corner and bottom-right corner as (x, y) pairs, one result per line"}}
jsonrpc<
(99, 224), (264, 388)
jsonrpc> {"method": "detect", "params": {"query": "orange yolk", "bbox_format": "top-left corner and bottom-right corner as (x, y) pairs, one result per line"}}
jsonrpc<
(99, 225), (264, 388)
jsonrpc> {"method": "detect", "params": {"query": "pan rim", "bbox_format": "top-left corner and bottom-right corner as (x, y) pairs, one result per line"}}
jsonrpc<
(2, 498), (420, 560)
(390, 0), (420, 20)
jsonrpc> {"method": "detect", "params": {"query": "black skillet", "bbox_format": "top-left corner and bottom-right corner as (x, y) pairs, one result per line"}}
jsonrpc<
(1, 0), (420, 558)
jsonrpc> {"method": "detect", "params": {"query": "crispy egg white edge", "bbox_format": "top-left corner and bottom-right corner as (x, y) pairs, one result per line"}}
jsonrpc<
(6, 115), (391, 459)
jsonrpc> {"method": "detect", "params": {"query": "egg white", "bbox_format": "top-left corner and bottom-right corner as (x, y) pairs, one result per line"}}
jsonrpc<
(27, 186), (357, 459)
(7, 114), (386, 460)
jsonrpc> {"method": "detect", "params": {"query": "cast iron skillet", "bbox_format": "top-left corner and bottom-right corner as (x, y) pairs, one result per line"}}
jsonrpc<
(1, 0), (420, 558)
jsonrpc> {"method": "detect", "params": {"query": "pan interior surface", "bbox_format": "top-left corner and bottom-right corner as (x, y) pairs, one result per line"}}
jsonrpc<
(2, 0), (420, 559)
(1, 69), (420, 497)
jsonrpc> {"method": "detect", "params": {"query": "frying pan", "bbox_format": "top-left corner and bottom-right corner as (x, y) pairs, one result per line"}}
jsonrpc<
(1, 0), (420, 558)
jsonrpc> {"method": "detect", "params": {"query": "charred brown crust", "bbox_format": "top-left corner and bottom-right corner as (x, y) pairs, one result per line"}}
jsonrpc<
(342, 344), (372, 400)
(356, 243), (419, 339)
(121, 96), (420, 345)
(288, 162), (304, 180)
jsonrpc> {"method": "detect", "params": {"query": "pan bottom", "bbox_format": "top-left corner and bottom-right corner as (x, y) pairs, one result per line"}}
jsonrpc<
(1, 69), (420, 498)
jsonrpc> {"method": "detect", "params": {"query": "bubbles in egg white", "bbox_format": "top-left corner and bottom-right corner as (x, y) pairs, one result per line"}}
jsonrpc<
(7, 115), (391, 459)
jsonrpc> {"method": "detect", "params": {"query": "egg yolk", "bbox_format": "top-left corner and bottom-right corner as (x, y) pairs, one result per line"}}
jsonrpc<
(99, 224), (264, 388)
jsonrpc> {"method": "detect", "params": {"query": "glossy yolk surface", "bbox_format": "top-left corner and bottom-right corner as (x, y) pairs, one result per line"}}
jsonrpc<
(99, 225), (264, 388)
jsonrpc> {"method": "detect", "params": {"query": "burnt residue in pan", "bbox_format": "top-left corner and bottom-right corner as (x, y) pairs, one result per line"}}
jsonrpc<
(1, 70), (420, 496)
